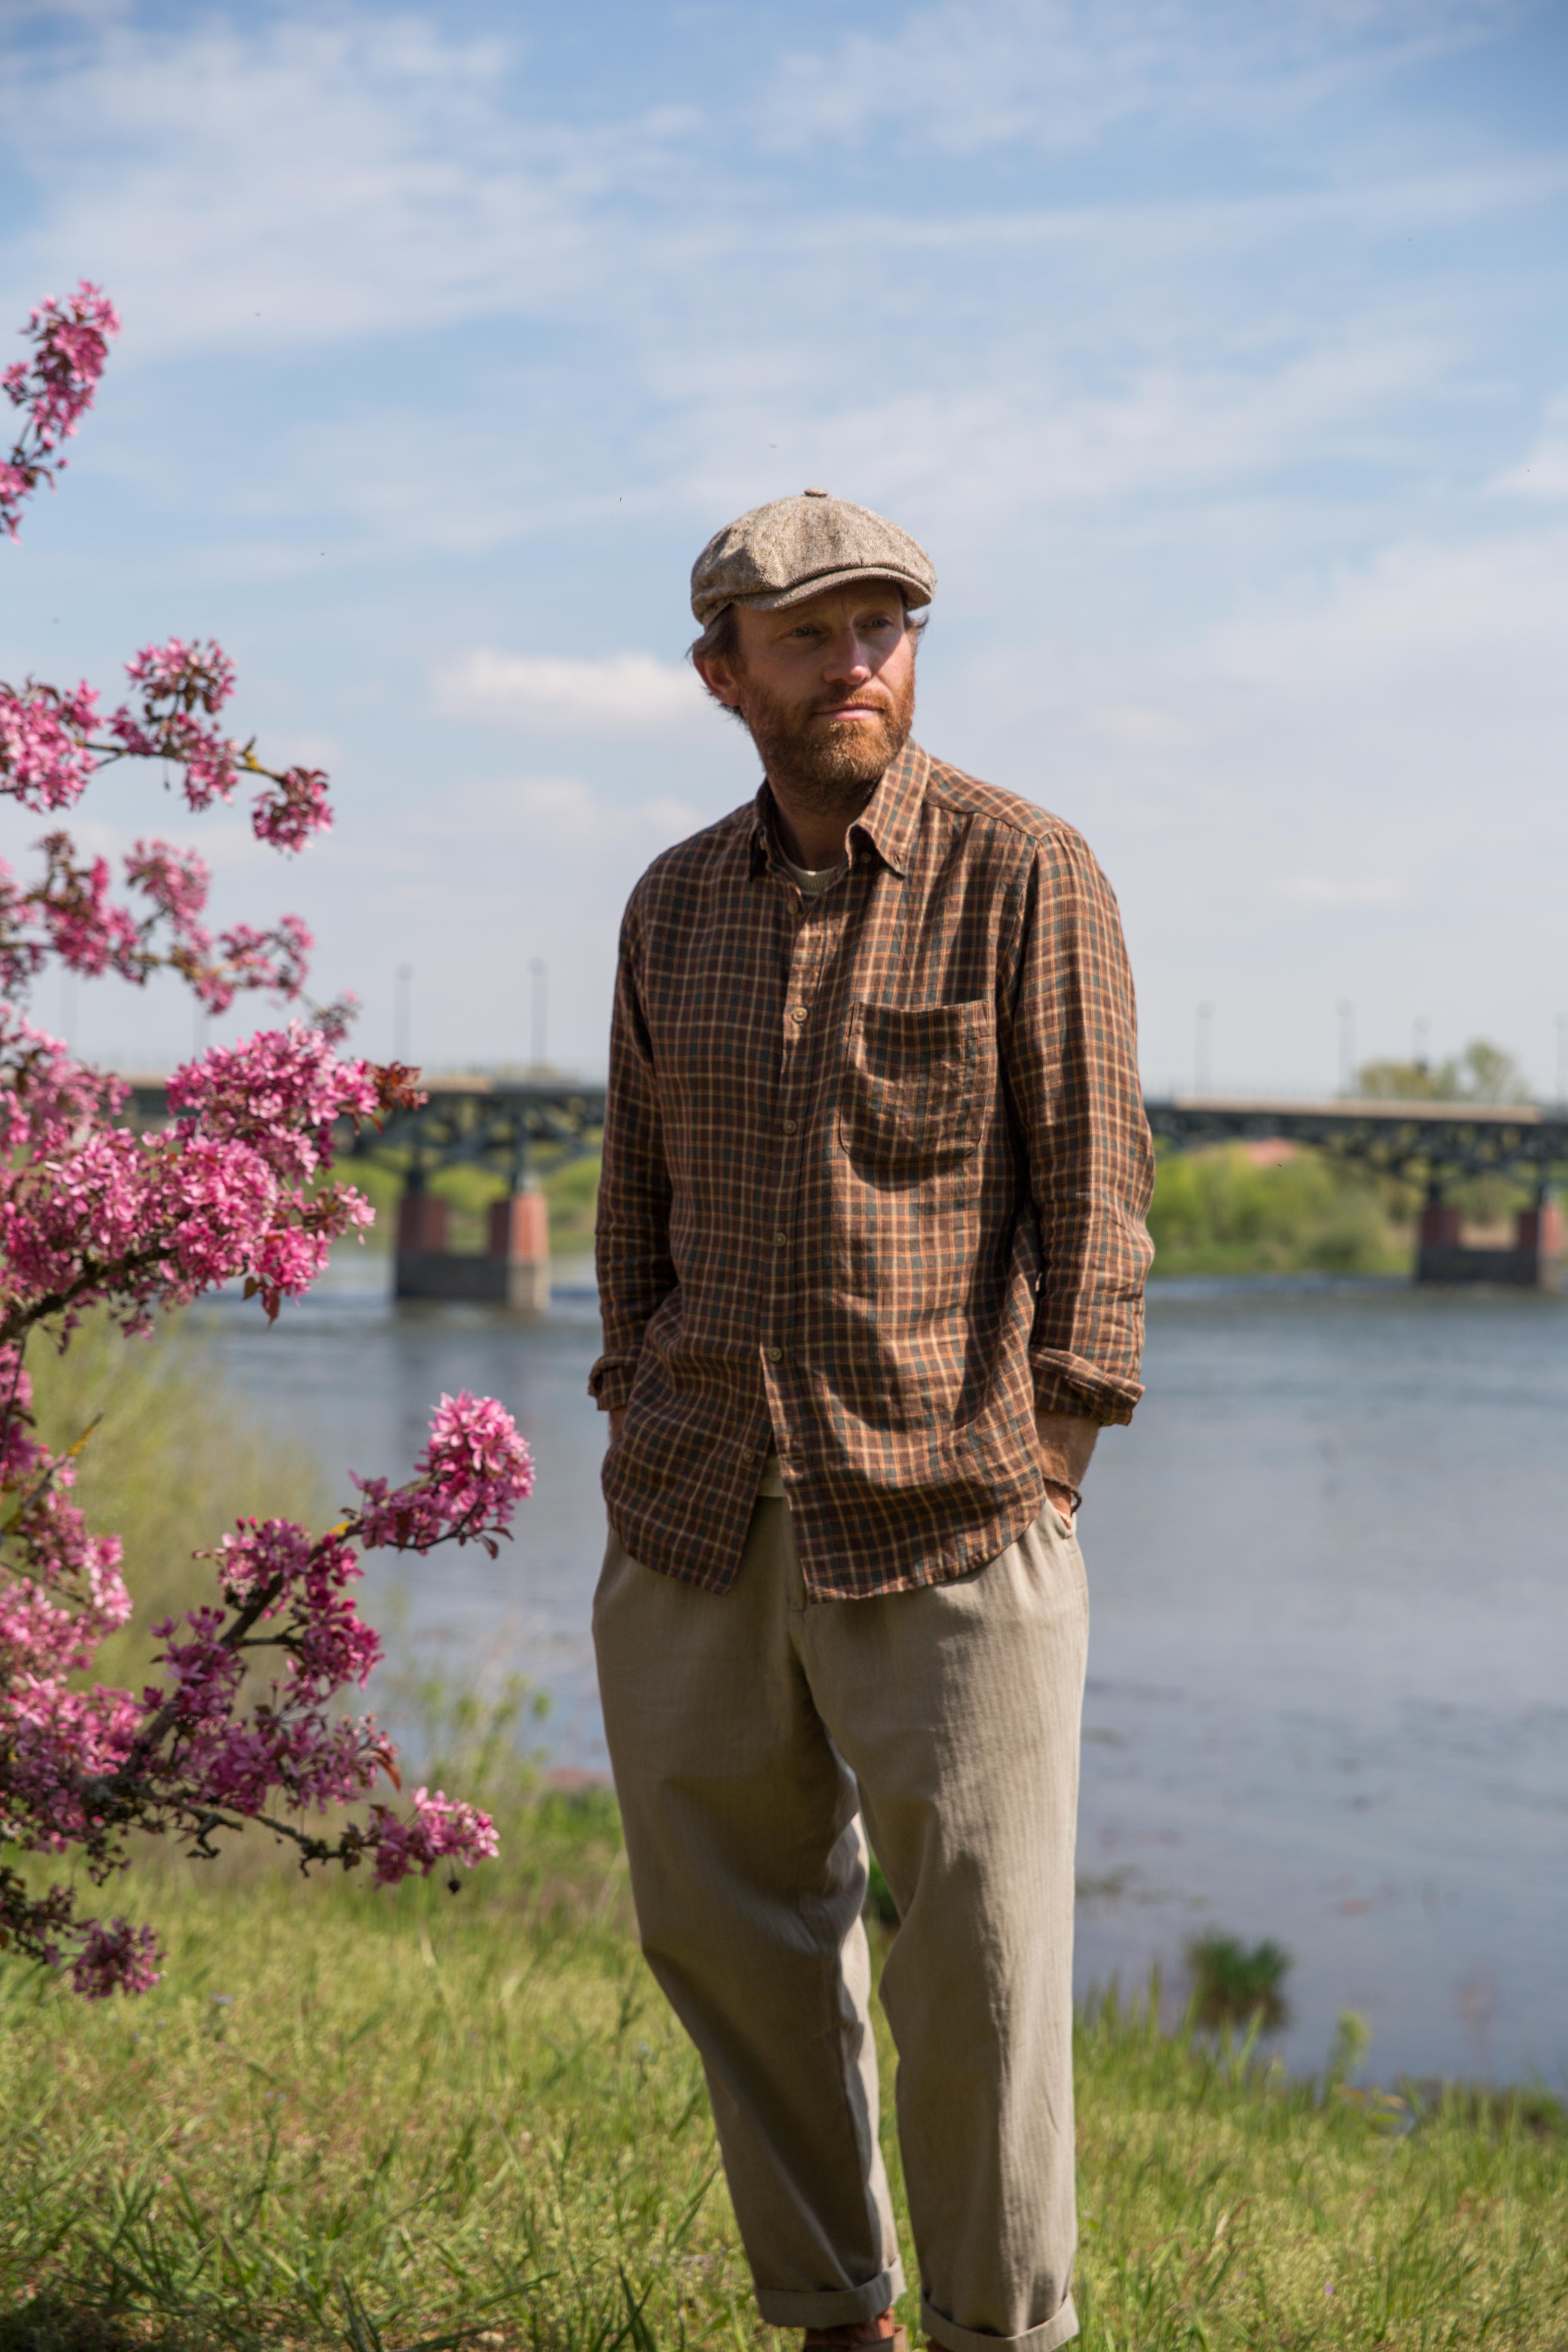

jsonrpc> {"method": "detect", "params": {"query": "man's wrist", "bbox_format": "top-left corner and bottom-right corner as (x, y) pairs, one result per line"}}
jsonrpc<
(1033, 1403), (1099, 1495)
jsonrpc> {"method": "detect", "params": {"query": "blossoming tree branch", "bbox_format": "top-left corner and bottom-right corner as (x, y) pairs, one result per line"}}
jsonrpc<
(1, 284), (533, 1999)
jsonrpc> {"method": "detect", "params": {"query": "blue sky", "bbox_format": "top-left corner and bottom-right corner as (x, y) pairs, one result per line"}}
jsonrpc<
(2, 0), (1566, 1092)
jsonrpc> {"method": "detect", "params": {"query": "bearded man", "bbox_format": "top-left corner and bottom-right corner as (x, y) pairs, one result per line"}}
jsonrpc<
(590, 491), (1153, 2352)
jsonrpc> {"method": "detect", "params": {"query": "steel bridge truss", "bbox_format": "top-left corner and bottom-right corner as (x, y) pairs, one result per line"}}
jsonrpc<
(341, 1077), (607, 1194)
(1144, 1097), (1568, 1195)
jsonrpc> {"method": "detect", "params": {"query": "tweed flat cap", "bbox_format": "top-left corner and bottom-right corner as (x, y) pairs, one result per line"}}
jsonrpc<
(690, 488), (936, 625)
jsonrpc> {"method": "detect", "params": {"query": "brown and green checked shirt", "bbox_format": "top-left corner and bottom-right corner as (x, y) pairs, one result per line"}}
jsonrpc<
(590, 738), (1154, 1601)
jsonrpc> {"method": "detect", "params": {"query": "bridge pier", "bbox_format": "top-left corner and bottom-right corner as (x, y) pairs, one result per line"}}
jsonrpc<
(1416, 1184), (1564, 1289)
(394, 1182), (551, 1311)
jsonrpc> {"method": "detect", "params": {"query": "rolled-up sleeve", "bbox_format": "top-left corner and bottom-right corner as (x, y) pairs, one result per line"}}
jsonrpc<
(1001, 830), (1154, 1425)
(588, 892), (676, 1414)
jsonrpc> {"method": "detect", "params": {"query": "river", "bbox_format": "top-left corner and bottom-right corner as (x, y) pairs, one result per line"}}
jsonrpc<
(192, 1256), (1568, 2090)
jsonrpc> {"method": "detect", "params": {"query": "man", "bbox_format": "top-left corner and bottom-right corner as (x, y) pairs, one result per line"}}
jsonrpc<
(591, 490), (1153, 2352)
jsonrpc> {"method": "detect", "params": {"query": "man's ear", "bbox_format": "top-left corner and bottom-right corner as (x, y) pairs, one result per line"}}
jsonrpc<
(694, 654), (744, 710)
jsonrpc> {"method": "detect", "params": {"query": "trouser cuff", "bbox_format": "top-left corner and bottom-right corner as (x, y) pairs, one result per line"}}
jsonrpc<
(755, 2261), (906, 2329)
(920, 2290), (1078, 2352)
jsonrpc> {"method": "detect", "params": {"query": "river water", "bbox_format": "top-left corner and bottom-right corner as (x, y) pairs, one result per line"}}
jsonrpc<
(192, 1256), (1568, 2090)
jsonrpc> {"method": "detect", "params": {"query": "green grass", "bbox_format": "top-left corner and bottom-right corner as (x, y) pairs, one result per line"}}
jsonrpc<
(1185, 1933), (1292, 2034)
(3, 1818), (1567, 2352)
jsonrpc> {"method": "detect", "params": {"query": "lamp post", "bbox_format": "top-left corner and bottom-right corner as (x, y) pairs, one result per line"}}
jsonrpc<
(529, 958), (548, 1072)
(1337, 999), (1355, 1096)
(1194, 1002), (1213, 1096)
(394, 964), (413, 1064)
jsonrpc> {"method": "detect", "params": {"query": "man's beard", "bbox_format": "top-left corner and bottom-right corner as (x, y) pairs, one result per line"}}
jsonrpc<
(734, 667), (916, 812)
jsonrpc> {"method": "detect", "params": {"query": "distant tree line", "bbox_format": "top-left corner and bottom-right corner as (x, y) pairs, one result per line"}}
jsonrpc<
(1147, 1038), (1537, 1277)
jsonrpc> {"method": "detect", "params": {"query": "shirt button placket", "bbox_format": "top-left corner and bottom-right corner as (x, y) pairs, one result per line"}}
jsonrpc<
(767, 914), (821, 1473)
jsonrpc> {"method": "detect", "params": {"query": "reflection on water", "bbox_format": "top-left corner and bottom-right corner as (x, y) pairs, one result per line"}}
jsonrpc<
(192, 1256), (1568, 2087)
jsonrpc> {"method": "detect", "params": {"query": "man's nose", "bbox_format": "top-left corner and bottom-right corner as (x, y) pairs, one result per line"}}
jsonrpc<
(821, 629), (873, 680)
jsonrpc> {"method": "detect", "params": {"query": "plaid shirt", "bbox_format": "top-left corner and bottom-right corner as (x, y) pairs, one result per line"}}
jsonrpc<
(591, 739), (1153, 1600)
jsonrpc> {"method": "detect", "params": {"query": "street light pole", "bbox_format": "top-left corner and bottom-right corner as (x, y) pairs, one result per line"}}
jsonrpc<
(1337, 999), (1355, 1096)
(394, 964), (413, 1064)
(1194, 1002), (1213, 1096)
(529, 958), (548, 1072)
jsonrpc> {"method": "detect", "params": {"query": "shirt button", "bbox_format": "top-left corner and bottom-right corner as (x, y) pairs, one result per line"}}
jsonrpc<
(782, 1118), (799, 1134)
(771, 1229), (787, 1245)
(765, 1345), (784, 1363)
(790, 1005), (808, 1023)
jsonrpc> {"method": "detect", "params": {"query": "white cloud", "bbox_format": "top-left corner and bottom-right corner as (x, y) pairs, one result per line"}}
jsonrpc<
(0, 13), (683, 358)
(432, 650), (704, 731)
(759, 0), (1509, 157)
(1210, 525), (1568, 690)
(494, 776), (702, 851)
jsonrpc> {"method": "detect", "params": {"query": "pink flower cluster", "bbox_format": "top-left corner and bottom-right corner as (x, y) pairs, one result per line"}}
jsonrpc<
(110, 637), (238, 812)
(1, 282), (120, 540)
(353, 1390), (536, 1558)
(3, 1375), (530, 1993)
(0, 838), (313, 1017)
(0, 278), (526, 2000)
(0, 1018), (386, 1340)
(72, 1919), (161, 2000)
(0, 680), (99, 810)
(368, 1789), (502, 1887)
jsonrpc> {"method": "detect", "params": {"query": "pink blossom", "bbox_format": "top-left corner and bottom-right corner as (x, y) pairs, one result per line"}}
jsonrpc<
(126, 839), (211, 935)
(70, 1919), (161, 1999)
(352, 1393), (535, 1559)
(0, 680), (99, 809)
(1, 278), (525, 1998)
(252, 766), (331, 851)
(169, 1021), (380, 1180)
(369, 1788), (501, 1887)
(1, 282), (119, 540)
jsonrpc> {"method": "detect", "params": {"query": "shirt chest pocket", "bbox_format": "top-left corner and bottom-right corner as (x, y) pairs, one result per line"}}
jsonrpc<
(837, 999), (989, 1172)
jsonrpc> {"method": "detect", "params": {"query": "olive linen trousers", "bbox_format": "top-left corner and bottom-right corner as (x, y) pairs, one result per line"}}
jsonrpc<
(592, 1493), (1088, 2352)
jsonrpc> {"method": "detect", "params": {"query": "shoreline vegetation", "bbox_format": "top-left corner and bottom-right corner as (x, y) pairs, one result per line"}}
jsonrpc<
(348, 1145), (1430, 1280)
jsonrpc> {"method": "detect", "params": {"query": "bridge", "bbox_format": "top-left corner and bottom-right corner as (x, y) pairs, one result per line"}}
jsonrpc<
(121, 1077), (1566, 1305)
(1147, 1096), (1568, 1288)
(124, 1073), (606, 1314)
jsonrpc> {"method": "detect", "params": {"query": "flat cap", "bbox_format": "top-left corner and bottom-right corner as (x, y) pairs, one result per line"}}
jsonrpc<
(690, 488), (936, 626)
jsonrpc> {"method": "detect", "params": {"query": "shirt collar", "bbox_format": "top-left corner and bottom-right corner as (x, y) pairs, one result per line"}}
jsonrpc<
(748, 738), (929, 880)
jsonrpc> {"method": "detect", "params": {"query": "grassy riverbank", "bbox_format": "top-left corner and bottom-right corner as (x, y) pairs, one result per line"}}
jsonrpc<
(4, 1804), (1567, 2352)
(8, 1311), (1565, 2347)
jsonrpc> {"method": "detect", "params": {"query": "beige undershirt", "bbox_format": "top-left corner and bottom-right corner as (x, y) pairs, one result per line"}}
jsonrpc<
(759, 849), (847, 1497)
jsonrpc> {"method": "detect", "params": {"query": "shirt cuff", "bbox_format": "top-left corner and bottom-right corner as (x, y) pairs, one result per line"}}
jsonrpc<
(1031, 1352), (1143, 1427)
(588, 1355), (637, 1412)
